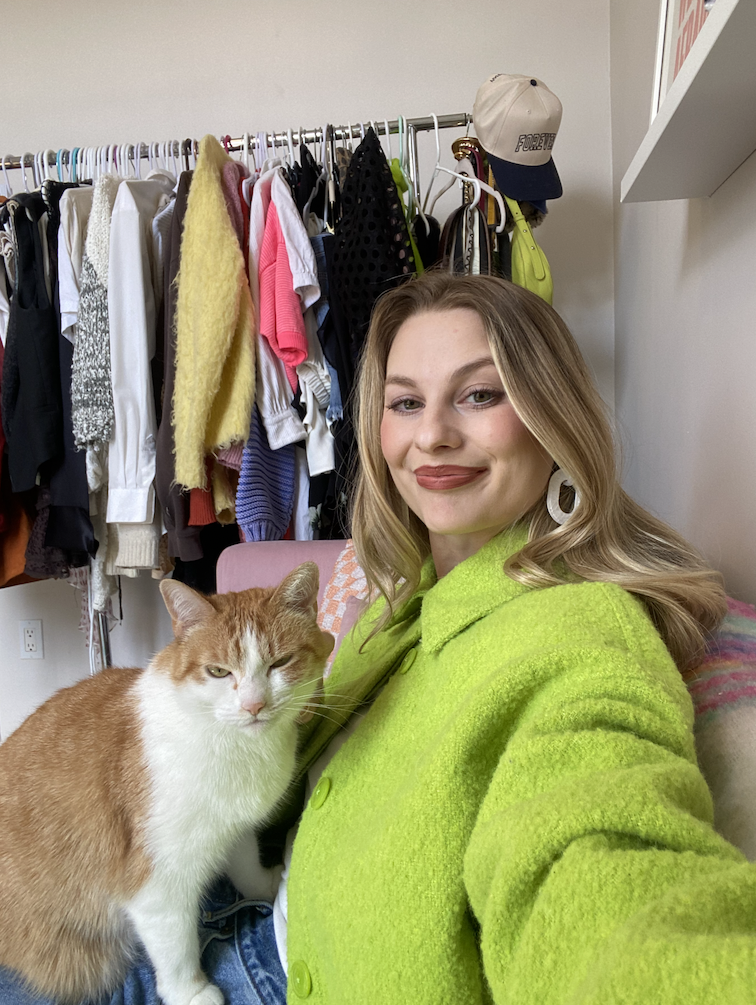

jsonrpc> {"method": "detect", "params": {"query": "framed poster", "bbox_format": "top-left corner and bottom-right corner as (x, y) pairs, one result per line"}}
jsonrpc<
(651, 0), (717, 118)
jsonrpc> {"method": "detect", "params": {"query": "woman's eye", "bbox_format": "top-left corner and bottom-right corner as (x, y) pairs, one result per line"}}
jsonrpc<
(386, 397), (423, 412)
(465, 388), (500, 406)
(270, 654), (293, 669)
(206, 666), (231, 678)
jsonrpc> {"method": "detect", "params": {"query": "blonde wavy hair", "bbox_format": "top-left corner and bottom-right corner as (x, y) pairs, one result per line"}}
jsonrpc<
(351, 271), (726, 670)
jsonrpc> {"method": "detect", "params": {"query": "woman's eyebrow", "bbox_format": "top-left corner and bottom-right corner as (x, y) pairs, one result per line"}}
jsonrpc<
(385, 356), (497, 388)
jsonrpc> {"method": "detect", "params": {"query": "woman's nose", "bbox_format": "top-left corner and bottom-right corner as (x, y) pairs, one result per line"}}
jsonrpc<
(414, 403), (462, 452)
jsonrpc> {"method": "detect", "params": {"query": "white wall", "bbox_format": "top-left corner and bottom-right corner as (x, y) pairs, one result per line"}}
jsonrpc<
(610, 0), (756, 605)
(0, 0), (615, 737)
(0, 577), (174, 740)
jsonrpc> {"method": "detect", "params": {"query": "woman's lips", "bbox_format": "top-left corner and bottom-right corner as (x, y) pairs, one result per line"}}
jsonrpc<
(413, 465), (486, 490)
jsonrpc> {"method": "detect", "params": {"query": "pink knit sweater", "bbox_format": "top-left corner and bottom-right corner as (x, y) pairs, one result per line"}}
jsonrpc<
(258, 202), (307, 391)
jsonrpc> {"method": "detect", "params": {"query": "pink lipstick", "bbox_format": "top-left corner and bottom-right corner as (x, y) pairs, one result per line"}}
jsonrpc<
(414, 465), (486, 490)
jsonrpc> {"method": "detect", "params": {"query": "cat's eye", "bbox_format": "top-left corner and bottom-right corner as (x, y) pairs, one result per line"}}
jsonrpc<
(206, 666), (231, 678)
(269, 654), (293, 670)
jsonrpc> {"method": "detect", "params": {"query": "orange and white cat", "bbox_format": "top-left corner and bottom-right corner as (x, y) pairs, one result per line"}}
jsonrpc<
(0, 562), (333, 1005)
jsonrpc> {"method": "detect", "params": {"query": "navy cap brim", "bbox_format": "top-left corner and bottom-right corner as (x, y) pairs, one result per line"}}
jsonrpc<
(487, 151), (563, 202)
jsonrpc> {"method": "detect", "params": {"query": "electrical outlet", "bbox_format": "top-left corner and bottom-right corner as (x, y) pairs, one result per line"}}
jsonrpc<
(19, 620), (44, 660)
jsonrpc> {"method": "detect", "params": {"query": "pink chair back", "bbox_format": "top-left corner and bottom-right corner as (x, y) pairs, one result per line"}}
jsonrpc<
(216, 540), (347, 607)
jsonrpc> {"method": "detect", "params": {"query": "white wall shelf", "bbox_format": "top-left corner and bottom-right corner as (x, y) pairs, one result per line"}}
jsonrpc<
(621, 0), (756, 203)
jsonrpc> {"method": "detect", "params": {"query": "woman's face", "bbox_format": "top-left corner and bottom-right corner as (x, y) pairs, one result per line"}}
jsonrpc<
(380, 308), (553, 575)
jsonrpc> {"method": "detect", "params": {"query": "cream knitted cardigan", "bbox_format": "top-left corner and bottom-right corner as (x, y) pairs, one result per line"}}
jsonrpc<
(173, 135), (255, 490)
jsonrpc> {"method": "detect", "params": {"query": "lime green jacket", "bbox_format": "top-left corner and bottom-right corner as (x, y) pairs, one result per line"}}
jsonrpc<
(287, 527), (756, 1004)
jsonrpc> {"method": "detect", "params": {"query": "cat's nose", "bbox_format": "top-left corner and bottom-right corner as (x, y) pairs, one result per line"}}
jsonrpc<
(244, 699), (266, 716)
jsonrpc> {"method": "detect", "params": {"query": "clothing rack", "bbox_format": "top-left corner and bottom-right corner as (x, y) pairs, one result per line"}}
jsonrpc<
(1, 113), (473, 200)
(1, 111), (473, 668)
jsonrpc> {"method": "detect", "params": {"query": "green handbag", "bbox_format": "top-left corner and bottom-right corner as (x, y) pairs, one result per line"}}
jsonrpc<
(504, 194), (553, 304)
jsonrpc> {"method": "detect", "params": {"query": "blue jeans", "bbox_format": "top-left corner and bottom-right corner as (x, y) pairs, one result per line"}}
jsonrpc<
(0, 879), (286, 1005)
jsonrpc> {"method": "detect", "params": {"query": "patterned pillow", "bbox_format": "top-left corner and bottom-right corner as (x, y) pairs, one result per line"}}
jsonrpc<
(685, 598), (756, 719)
(683, 598), (756, 859)
(317, 541), (368, 674)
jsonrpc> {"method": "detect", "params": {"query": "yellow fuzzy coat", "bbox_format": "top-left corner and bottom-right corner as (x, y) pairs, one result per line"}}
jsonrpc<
(173, 135), (254, 490)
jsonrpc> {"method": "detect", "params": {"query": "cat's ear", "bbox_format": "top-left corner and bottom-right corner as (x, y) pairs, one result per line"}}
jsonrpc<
(160, 580), (216, 638)
(275, 561), (320, 617)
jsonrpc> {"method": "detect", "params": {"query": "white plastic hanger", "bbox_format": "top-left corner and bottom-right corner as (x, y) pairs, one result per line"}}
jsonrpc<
(382, 118), (393, 162)
(286, 129), (296, 169)
(2, 155), (13, 197)
(254, 132), (266, 172)
(37, 151), (47, 186)
(424, 144), (506, 234)
(428, 161), (505, 233)
(44, 149), (56, 181)
(32, 151), (42, 188)
(20, 154), (32, 192)
(392, 115), (410, 188)
(421, 114), (505, 230)
(323, 123), (336, 233)
(428, 154), (476, 212)
(395, 116), (429, 235)
(303, 151), (328, 227)
(422, 113), (445, 213)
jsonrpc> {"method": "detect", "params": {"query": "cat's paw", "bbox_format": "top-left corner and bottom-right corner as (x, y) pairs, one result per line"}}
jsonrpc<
(189, 984), (224, 1005)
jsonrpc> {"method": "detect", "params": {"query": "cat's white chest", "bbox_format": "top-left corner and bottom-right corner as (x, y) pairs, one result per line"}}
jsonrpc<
(135, 671), (296, 868)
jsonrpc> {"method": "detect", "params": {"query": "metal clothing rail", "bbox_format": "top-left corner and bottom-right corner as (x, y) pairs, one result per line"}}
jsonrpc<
(1, 113), (471, 171)
(1, 112), (472, 192)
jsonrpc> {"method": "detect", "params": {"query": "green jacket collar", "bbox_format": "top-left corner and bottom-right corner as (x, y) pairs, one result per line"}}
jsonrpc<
(296, 524), (530, 776)
(420, 524), (531, 653)
(296, 565), (434, 777)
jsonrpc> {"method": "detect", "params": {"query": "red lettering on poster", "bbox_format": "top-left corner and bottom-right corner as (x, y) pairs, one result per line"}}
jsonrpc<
(673, 0), (708, 80)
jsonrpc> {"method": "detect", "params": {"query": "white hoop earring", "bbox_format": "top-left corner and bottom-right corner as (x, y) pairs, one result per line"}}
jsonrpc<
(547, 469), (580, 525)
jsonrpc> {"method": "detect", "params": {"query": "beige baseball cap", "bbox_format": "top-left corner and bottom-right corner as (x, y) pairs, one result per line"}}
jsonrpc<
(473, 73), (563, 201)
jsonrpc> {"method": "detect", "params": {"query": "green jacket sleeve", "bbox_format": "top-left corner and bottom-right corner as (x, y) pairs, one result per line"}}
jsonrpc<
(463, 585), (756, 1004)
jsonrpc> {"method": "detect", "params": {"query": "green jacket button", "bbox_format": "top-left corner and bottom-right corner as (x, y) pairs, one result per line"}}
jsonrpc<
(290, 959), (312, 998)
(398, 649), (417, 674)
(310, 776), (332, 809)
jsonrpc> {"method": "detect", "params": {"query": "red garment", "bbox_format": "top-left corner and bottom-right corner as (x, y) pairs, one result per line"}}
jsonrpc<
(238, 176), (251, 277)
(221, 160), (249, 252)
(188, 486), (216, 527)
(258, 202), (307, 392)
(0, 340), (34, 585)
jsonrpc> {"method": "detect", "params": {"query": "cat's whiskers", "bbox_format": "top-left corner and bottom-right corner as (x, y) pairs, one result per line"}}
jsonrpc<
(294, 707), (357, 727)
(283, 699), (366, 727)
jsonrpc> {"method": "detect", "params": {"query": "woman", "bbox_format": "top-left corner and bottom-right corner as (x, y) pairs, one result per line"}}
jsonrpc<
(3, 272), (753, 1004)
(284, 272), (755, 1004)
